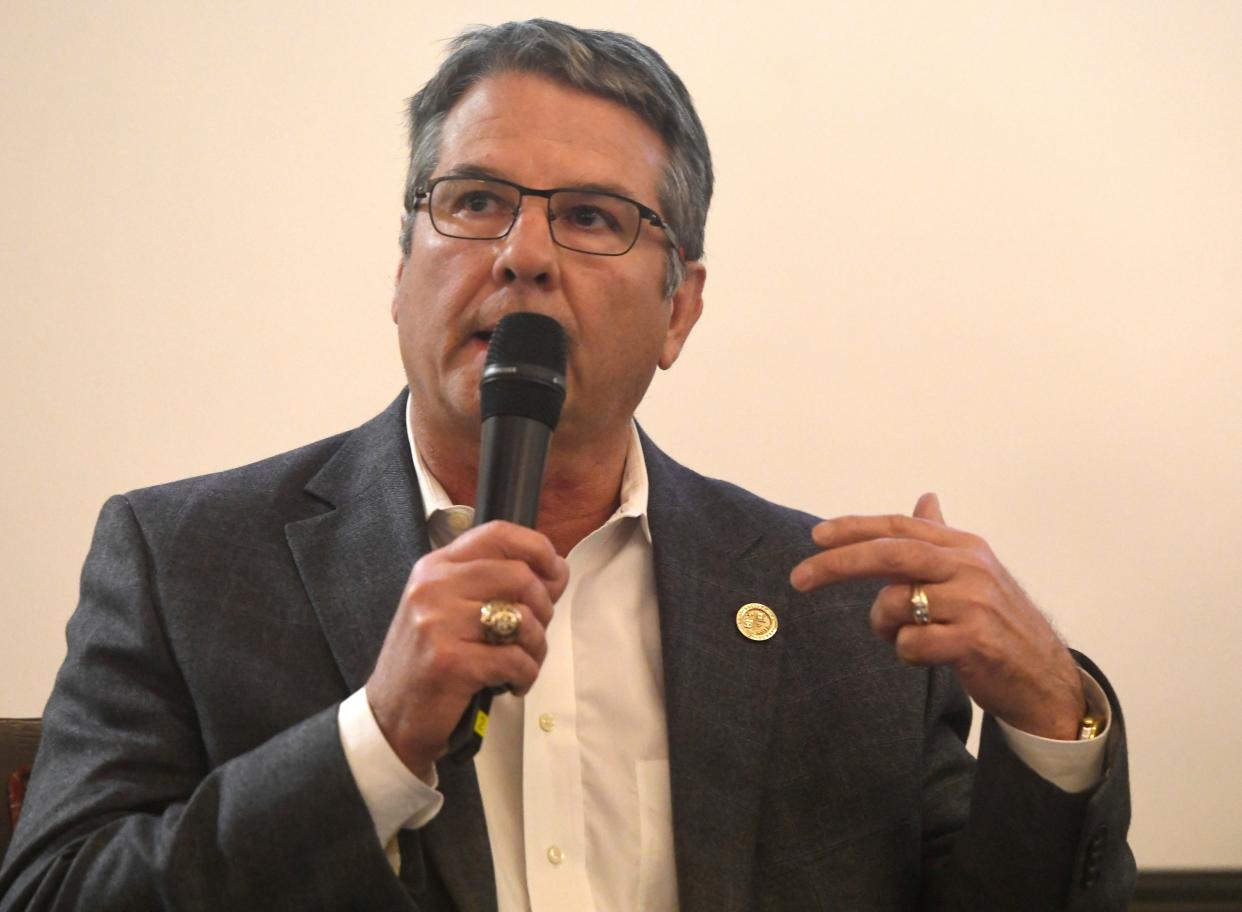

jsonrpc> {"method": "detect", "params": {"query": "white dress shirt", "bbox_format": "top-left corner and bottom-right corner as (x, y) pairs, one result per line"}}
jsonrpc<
(336, 399), (1111, 910)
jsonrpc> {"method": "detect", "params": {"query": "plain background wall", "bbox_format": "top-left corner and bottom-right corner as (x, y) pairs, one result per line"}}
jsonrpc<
(3, 1), (1239, 868)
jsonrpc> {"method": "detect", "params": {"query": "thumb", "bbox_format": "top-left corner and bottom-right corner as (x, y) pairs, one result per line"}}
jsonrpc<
(914, 491), (945, 524)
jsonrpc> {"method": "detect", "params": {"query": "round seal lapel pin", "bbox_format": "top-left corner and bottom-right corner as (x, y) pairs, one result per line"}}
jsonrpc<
(736, 603), (778, 641)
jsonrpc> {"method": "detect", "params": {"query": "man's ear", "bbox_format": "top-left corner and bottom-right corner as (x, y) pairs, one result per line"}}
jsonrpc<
(391, 257), (406, 324)
(659, 260), (706, 370)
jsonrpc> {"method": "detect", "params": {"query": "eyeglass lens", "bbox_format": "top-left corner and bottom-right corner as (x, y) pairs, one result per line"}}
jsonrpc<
(428, 178), (642, 255)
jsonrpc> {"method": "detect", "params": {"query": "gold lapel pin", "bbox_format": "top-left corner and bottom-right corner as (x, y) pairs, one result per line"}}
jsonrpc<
(736, 603), (778, 641)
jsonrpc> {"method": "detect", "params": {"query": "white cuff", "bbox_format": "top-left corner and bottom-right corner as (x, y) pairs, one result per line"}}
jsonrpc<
(995, 668), (1111, 794)
(338, 687), (445, 854)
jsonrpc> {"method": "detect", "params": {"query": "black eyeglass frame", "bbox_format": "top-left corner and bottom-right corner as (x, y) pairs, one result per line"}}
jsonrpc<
(410, 175), (684, 260)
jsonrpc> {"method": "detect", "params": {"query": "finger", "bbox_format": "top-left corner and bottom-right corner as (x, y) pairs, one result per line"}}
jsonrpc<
(791, 538), (953, 592)
(914, 492), (945, 525)
(473, 600), (549, 666)
(869, 582), (959, 641)
(457, 642), (542, 695)
(892, 622), (967, 666)
(445, 520), (567, 583)
(499, 648), (544, 697)
(438, 558), (558, 628)
(544, 552), (571, 603)
(810, 513), (962, 550)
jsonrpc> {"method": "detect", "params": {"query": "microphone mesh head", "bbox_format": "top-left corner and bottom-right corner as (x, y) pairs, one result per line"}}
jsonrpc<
(485, 312), (567, 374)
(481, 313), (568, 428)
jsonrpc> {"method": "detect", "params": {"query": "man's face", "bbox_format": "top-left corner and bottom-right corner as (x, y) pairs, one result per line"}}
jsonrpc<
(392, 71), (705, 453)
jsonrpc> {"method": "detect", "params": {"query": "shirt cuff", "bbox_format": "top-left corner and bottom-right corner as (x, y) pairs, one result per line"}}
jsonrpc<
(338, 687), (445, 853)
(994, 668), (1111, 794)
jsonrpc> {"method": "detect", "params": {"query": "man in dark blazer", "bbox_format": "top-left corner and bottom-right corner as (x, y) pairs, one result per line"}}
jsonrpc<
(1, 19), (1133, 911)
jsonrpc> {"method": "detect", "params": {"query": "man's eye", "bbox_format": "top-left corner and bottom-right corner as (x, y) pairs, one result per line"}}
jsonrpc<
(567, 205), (619, 232)
(456, 191), (505, 214)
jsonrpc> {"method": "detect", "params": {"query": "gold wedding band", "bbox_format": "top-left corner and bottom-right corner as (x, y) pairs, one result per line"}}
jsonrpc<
(480, 600), (522, 645)
(910, 584), (932, 625)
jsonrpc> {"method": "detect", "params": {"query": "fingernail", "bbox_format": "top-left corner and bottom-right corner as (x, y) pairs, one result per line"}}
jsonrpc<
(812, 521), (834, 544)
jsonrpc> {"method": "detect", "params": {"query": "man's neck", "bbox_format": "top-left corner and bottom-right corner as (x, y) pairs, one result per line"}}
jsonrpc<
(416, 420), (631, 558)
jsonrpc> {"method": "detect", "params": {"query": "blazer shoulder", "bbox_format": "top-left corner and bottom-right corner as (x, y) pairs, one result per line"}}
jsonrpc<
(114, 427), (353, 549)
(698, 471), (822, 541)
(643, 435), (822, 549)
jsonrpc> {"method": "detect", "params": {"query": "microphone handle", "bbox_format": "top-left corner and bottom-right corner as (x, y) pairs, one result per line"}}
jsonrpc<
(474, 416), (553, 526)
(446, 415), (554, 763)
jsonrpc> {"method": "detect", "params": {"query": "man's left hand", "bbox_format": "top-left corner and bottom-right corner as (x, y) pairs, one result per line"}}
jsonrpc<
(790, 493), (1085, 741)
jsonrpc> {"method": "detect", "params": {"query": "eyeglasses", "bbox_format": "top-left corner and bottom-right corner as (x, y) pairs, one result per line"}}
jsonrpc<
(411, 176), (682, 259)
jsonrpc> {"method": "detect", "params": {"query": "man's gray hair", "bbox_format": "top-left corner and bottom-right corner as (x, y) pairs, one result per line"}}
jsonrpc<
(400, 19), (713, 297)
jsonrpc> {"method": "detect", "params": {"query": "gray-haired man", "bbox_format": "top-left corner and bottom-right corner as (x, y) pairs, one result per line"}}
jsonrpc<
(1, 19), (1133, 911)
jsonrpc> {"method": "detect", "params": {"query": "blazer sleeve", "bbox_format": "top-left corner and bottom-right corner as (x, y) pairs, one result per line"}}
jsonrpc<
(919, 652), (1136, 911)
(0, 496), (420, 911)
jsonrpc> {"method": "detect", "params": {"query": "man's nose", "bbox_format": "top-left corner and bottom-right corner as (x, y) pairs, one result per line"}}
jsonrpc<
(492, 201), (559, 288)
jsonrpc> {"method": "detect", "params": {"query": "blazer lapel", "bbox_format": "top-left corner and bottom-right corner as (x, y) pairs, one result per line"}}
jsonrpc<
(285, 392), (427, 692)
(285, 391), (494, 911)
(643, 434), (788, 912)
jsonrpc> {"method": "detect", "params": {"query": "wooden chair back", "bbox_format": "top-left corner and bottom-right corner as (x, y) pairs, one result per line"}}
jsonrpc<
(0, 718), (42, 863)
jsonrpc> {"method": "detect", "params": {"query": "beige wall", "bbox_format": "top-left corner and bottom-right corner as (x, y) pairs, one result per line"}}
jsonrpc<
(3, 1), (1239, 868)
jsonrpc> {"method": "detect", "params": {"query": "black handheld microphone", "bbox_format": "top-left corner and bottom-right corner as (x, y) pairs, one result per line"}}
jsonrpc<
(447, 311), (567, 763)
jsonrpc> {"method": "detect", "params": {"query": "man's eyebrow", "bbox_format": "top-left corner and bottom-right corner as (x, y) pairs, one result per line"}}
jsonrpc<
(438, 165), (642, 201)
(570, 180), (641, 200)
(439, 164), (508, 182)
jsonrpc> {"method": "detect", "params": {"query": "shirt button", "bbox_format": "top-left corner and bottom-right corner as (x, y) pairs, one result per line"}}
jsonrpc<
(538, 713), (556, 733)
(546, 845), (564, 865)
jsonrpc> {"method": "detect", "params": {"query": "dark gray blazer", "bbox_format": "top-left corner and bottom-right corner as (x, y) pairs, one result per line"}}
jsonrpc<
(0, 393), (1134, 910)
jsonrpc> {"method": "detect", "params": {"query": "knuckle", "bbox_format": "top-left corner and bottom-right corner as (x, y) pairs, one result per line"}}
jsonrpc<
(471, 519), (518, 551)
(916, 539), (941, 564)
(408, 609), (440, 640)
(425, 645), (463, 681)
(408, 549), (439, 576)
(831, 516), (861, 538)
(962, 531), (987, 552)
(493, 561), (533, 597)
(405, 562), (451, 601)
(961, 620), (997, 662)
(958, 546), (991, 575)
(956, 595), (986, 622)
(878, 543), (908, 573)
(522, 574), (545, 601)
(962, 578), (1004, 614)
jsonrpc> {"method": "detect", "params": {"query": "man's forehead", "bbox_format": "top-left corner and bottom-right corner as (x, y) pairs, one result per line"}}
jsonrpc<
(434, 72), (668, 200)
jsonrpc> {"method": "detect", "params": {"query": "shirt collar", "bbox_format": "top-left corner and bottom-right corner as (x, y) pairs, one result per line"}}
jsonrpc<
(404, 394), (651, 545)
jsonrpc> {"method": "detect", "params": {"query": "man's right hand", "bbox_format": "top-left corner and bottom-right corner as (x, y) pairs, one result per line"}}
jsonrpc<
(366, 520), (570, 779)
